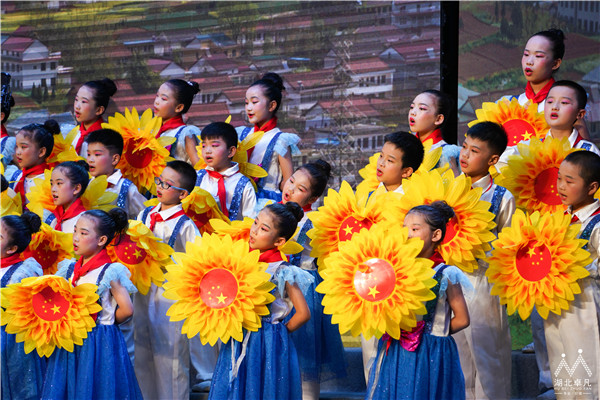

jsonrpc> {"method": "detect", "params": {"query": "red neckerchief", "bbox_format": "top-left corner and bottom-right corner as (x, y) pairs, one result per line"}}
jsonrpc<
(149, 208), (186, 231)
(76, 117), (104, 153)
(573, 132), (585, 148)
(207, 170), (229, 217)
(429, 251), (445, 267)
(14, 162), (51, 205)
(52, 198), (86, 231)
(247, 117), (278, 160)
(566, 206), (600, 225)
(1, 124), (7, 138)
(1, 254), (22, 268)
(277, 201), (313, 212)
(258, 248), (284, 263)
(525, 78), (555, 104)
(418, 128), (443, 145)
(71, 248), (112, 285)
(156, 115), (185, 138)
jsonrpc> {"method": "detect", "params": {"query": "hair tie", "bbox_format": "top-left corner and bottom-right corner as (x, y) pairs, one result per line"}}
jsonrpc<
(186, 81), (194, 87)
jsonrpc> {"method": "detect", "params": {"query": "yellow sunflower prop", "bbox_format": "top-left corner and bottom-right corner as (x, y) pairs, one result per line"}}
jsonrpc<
(106, 220), (173, 295)
(163, 234), (275, 345)
(397, 169), (496, 272)
(103, 108), (175, 195)
(47, 127), (83, 165)
(0, 275), (102, 357)
(21, 223), (73, 275)
(316, 223), (436, 339)
(469, 98), (548, 147)
(487, 210), (590, 320)
(26, 170), (117, 218)
(498, 137), (575, 214)
(1, 189), (22, 216)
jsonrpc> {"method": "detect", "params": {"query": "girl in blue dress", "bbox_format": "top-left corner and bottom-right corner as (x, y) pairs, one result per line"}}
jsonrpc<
(1, 212), (44, 400)
(209, 202), (314, 400)
(282, 160), (347, 400)
(366, 201), (472, 400)
(41, 208), (142, 399)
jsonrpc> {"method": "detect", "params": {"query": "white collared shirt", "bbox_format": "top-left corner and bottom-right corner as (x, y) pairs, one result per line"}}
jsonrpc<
(546, 128), (600, 156)
(376, 181), (404, 195)
(137, 203), (200, 253)
(568, 200), (600, 277)
(471, 174), (516, 236)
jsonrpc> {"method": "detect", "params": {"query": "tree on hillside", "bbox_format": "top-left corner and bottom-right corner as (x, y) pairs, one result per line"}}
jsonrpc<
(215, 2), (259, 47)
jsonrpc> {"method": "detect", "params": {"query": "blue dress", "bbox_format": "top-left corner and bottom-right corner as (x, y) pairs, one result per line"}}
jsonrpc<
(366, 263), (473, 400)
(41, 260), (142, 399)
(1, 258), (45, 400)
(209, 260), (314, 400)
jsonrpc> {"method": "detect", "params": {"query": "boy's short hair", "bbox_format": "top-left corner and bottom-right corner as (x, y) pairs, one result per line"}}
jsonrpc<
(201, 122), (238, 149)
(85, 128), (124, 156)
(466, 121), (508, 156)
(563, 151), (600, 187)
(551, 80), (587, 109)
(166, 160), (197, 193)
(383, 131), (424, 171)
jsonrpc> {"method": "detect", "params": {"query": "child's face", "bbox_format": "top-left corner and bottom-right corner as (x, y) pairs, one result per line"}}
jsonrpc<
(74, 85), (102, 125)
(154, 83), (183, 121)
(245, 85), (276, 128)
(376, 142), (411, 189)
(15, 132), (46, 169)
(460, 136), (497, 179)
(404, 212), (441, 258)
(281, 168), (315, 207)
(86, 142), (119, 177)
(522, 35), (560, 84)
(557, 161), (596, 211)
(156, 167), (187, 206)
(201, 137), (234, 172)
(50, 167), (81, 208)
(0, 221), (17, 258)
(249, 209), (285, 251)
(73, 215), (106, 258)
(544, 86), (585, 131)
(408, 93), (442, 134)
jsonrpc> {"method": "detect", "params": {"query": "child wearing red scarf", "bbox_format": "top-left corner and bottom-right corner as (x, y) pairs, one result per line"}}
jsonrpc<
(209, 202), (314, 400)
(1, 212), (44, 400)
(44, 161), (89, 233)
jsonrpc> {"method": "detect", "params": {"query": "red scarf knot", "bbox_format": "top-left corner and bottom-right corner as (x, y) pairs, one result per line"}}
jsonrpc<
(156, 115), (185, 138)
(207, 170), (229, 217)
(52, 198), (86, 232)
(14, 162), (51, 205)
(247, 117), (278, 160)
(76, 117), (104, 154)
(71, 248), (113, 285)
(257, 248), (284, 263)
(148, 208), (186, 232)
(525, 78), (555, 104)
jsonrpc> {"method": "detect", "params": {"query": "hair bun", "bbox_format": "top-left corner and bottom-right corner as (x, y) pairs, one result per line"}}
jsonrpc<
(21, 211), (41, 235)
(429, 200), (455, 223)
(43, 119), (61, 135)
(75, 159), (90, 171)
(548, 28), (565, 40)
(284, 201), (304, 223)
(313, 159), (332, 179)
(108, 207), (129, 236)
(187, 80), (200, 95)
(99, 78), (118, 97)
(262, 72), (284, 92)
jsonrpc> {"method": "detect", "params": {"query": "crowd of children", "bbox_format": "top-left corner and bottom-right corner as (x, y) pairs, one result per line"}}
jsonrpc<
(0, 26), (599, 400)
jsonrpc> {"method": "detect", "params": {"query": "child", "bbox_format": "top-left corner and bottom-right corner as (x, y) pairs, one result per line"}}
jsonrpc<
(153, 79), (201, 165)
(72, 78), (117, 157)
(454, 121), (516, 400)
(209, 202), (313, 400)
(10, 120), (58, 206)
(42, 208), (142, 399)
(45, 161), (89, 233)
(237, 72), (300, 204)
(1, 72), (16, 168)
(366, 201), (471, 400)
(375, 131), (424, 195)
(547, 151), (600, 399)
(134, 160), (200, 400)
(85, 128), (146, 219)
(284, 160), (348, 400)
(196, 121), (256, 220)
(1, 212), (44, 400)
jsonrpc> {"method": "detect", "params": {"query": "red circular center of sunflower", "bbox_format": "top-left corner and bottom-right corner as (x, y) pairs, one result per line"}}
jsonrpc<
(534, 168), (562, 206)
(502, 119), (536, 146)
(125, 140), (153, 169)
(354, 258), (395, 302)
(441, 215), (460, 245)
(338, 216), (373, 242)
(515, 240), (552, 282)
(199, 269), (238, 309)
(115, 235), (147, 265)
(32, 286), (70, 321)
(24, 244), (58, 273)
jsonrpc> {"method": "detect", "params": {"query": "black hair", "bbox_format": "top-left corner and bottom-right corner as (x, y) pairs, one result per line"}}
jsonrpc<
(550, 80), (588, 110)
(201, 122), (238, 149)
(420, 89), (453, 130)
(165, 160), (197, 193)
(1, 72), (15, 123)
(465, 121), (508, 156)
(265, 202), (304, 241)
(383, 131), (424, 171)
(81, 78), (117, 112)
(530, 28), (565, 61)
(85, 128), (124, 156)
(407, 200), (455, 243)
(54, 160), (90, 198)
(81, 208), (129, 247)
(563, 151), (600, 188)
(1, 211), (41, 253)
(249, 72), (285, 114)
(1, 175), (8, 192)
(17, 119), (60, 160)
(299, 159), (332, 198)
(165, 79), (200, 114)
